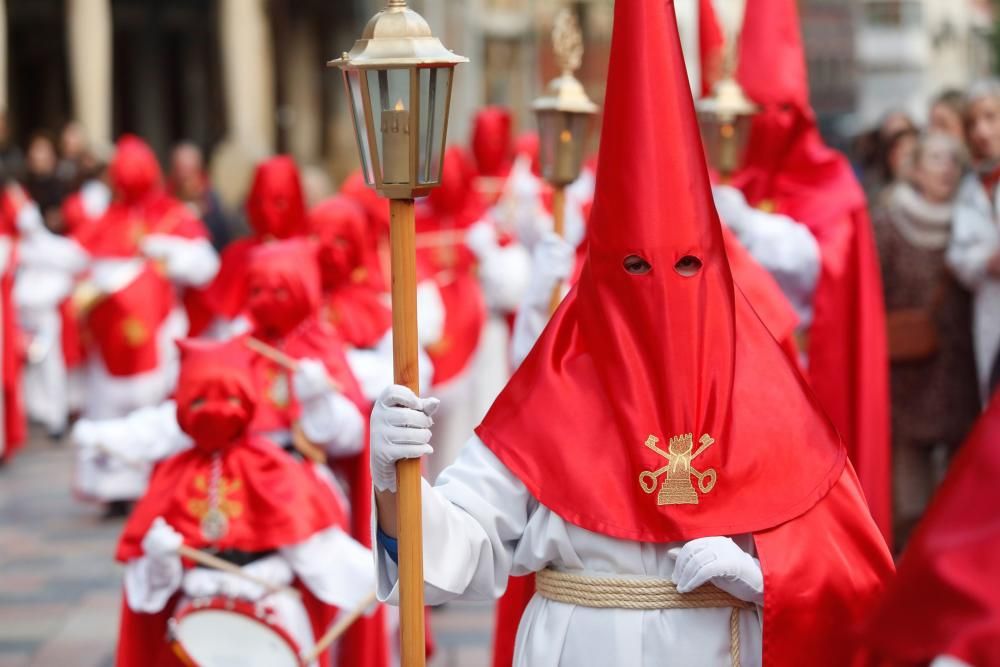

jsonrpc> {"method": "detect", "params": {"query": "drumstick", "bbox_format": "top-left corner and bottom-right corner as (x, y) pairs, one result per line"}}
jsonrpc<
(176, 545), (301, 598)
(244, 337), (342, 393)
(300, 590), (379, 663)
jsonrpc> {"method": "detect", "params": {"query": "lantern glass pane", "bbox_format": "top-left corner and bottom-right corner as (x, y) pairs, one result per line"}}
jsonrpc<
(417, 67), (453, 186)
(538, 110), (588, 185)
(696, 111), (752, 174)
(367, 68), (413, 184)
(344, 69), (374, 185)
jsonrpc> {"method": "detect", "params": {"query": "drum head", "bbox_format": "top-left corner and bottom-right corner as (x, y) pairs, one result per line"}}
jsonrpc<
(174, 608), (301, 667)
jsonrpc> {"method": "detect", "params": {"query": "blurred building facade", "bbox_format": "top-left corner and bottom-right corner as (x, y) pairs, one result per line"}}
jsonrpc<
(854, 0), (995, 129)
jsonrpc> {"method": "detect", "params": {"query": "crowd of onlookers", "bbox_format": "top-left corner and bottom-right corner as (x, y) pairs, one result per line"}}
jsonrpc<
(854, 84), (1000, 544)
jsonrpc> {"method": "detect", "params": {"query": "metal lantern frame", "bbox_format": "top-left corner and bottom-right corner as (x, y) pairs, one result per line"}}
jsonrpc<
(533, 9), (598, 187)
(695, 76), (758, 177)
(330, 1), (468, 200)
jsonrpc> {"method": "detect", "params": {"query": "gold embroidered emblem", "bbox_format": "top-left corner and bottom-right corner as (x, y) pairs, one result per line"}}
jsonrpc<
(187, 473), (244, 542)
(755, 199), (776, 213)
(121, 317), (149, 347)
(638, 433), (717, 505)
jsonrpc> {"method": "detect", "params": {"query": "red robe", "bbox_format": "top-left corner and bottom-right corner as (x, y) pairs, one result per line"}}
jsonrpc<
(0, 192), (25, 460)
(731, 0), (892, 544)
(480, 1), (892, 665)
(862, 392), (1000, 665)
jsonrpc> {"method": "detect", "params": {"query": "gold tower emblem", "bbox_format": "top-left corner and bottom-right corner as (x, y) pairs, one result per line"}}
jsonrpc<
(638, 433), (718, 505)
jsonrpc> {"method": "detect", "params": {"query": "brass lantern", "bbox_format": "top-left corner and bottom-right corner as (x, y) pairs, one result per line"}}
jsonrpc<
(533, 9), (598, 187)
(329, 0), (468, 199)
(695, 74), (757, 178)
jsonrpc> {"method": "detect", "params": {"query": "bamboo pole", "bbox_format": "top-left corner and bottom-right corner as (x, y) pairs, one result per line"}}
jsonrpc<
(389, 198), (426, 666)
(300, 590), (379, 663)
(548, 186), (567, 315)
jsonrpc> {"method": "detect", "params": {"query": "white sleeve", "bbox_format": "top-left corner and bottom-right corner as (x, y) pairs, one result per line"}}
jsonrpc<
(416, 280), (445, 348)
(82, 401), (190, 464)
(477, 243), (533, 313)
(376, 437), (534, 605)
(714, 186), (820, 321)
(510, 298), (549, 371)
(17, 230), (89, 275)
(948, 201), (999, 290)
(142, 235), (220, 288)
(123, 556), (183, 613)
(298, 392), (365, 457)
(281, 526), (375, 610)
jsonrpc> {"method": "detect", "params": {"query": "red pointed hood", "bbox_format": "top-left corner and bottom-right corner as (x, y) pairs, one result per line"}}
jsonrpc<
(476, 0), (844, 541)
(732, 0), (863, 218)
(246, 156), (308, 240)
(471, 106), (514, 177)
(246, 238), (322, 339)
(110, 135), (163, 205)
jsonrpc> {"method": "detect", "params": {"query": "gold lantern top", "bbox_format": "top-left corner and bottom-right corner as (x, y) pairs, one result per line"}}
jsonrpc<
(696, 76), (757, 124)
(533, 10), (598, 117)
(329, 1), (467, 70)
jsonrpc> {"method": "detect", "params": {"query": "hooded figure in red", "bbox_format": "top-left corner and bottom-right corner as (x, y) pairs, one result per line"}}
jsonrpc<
(415, 146), (487, 387)
(0, 190), (26, 461)
(371, 1), (893, 664)
(115, 338), (355, 667)
(73, 136), (208, 257)
(310, 196), (391, 350)
(730, 0), (892, 542)
(863, 391), (1000, 666)
(203, 156), (310, 320)
(240, 238), (389, 667)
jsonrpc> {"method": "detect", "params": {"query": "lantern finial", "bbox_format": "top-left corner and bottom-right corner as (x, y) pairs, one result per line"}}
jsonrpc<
(552, 8), (584, 75)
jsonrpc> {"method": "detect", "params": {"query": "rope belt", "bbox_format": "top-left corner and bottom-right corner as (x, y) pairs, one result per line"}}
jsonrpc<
(534, 568), (753, 667)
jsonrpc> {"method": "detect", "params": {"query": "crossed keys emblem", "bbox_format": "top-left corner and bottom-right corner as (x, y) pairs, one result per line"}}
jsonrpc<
(638, 433), (717, 506)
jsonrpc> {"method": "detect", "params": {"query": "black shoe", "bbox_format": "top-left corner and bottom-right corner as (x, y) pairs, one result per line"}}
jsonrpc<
(102, 500), (134, 520)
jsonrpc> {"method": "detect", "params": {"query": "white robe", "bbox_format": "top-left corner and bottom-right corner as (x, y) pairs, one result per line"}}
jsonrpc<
(376, 438), (763, 667)
(950, 174), (1000, 402)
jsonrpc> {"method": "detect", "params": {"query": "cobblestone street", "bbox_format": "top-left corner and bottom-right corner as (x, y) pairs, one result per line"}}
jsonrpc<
(0, 432), (494, 666)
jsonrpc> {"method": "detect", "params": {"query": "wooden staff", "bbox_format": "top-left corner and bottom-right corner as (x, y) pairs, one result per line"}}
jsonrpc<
(389, 197), (426, 666)
(548, 186), (567, 315)
(176, 544), (301, 598)
(300, 590), (378, 663)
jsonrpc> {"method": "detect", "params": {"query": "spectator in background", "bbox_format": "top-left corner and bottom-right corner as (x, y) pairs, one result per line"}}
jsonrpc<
(55, 121), (88, 190)
(168, 142), (232, 251)
(23, 133), (66, 230)
(858, 109), (919, 205)
(950, 79), (1000, 406)
(929, 89), (967, 143)
(874, 132), (980, 547)
(0, 110), (23, 184)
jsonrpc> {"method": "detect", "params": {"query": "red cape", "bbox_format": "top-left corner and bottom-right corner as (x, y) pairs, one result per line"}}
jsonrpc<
(115, 435), (346, 667)
(863, 392), (1000, 665)
(731, 0), (891, 544)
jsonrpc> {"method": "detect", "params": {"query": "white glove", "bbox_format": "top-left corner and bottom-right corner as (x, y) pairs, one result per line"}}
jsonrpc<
(669, 536), (764, 605)
(527, 233), (574, 304)
(370, 385), (440, 492)
(142, 517), (184, 559)
(16, 202), (45, 234)
(293, 358), (334, 403)
(465, 220), (499, 260)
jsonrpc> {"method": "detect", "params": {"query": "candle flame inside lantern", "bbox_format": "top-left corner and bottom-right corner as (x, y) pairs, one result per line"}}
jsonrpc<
(395, 99), (406, 111)
(560, 129), (572, 143)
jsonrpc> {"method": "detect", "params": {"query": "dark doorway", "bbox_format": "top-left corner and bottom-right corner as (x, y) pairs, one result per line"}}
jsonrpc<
(111, 0), (225, 161)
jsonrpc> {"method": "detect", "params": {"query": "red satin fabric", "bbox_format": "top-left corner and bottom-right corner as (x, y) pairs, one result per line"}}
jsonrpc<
(0, 195), (25, 459)
(754, 464), (895, 666)
(478, 0), (845, 542)
(203, 157), (309, 319)
(416, 147), (487, 385)
(310, 196), (391, 349)
(472, 107), (515, 178)
(863, 393), (1000, 665)
(731, 0), (892, 543)
(698, 0), (725, 97)
(86, 264), (175, 377)
(116, 434), (345, 560)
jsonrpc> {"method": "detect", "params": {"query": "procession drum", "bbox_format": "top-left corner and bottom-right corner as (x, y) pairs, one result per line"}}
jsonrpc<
(169, 596), (304, 667)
